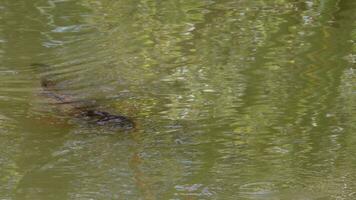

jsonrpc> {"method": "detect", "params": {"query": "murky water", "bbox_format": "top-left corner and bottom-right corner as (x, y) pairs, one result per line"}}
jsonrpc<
(0, 0), (355, 199)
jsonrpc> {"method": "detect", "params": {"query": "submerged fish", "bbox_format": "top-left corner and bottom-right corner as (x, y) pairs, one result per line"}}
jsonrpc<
(35, 64), (134, 130)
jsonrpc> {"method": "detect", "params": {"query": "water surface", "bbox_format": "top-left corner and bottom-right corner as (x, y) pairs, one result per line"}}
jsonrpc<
(0, 0), (355, 199)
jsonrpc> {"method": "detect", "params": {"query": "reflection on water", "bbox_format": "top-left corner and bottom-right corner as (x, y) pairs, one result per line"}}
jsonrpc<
(0, 0), (355, 199)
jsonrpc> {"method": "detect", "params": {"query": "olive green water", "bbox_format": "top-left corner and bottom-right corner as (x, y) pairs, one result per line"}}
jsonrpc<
(0, 0), (355, 199)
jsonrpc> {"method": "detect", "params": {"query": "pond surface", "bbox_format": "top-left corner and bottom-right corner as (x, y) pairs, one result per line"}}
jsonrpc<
(0, 0), (355, 199)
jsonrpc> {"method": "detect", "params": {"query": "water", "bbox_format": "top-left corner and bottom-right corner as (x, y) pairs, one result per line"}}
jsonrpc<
(0, 0), (355, 199)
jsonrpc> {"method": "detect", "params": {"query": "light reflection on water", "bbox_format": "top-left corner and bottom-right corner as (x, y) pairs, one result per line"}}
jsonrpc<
(0, 0), (355, 199)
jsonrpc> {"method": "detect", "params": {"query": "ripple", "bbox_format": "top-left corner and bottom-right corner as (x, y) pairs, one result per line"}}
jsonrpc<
(1, 0), (356, 199)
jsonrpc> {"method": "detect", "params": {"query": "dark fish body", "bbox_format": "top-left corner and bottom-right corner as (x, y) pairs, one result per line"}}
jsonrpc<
(37, 67), (134, 130)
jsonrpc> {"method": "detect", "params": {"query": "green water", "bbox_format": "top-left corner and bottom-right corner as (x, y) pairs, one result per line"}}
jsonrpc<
(0, 0), (355, 199)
